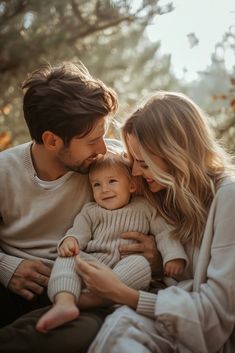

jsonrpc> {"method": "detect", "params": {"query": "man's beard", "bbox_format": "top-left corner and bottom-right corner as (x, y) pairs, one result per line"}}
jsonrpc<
(62, 160), (91, 174)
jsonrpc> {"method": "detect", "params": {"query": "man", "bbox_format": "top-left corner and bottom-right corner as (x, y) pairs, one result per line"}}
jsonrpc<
(0, 62), (160, 353)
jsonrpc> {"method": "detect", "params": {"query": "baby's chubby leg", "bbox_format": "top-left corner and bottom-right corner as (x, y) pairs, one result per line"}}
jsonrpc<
(36, 292), (79, 333)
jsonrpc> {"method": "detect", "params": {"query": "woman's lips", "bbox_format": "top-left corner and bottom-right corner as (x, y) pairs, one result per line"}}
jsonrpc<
(145, 178), (155, 184)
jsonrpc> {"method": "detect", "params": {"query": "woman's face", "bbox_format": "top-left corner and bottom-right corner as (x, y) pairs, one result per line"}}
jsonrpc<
(126, 134), (169, 193)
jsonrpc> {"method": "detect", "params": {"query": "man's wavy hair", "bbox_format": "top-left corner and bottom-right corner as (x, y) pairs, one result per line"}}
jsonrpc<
(122, 91), (235, 246)
(22, 62), (118, 145)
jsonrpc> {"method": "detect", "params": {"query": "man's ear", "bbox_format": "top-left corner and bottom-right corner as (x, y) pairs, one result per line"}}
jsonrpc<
(42, 131), (63, 151)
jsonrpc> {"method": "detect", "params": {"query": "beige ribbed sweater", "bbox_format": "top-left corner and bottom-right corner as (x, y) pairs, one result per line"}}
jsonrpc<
(0, 142), (92, 287)
(48, 196), (188, 301)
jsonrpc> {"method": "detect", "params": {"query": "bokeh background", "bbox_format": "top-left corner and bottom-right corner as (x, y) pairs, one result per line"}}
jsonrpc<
(0, 0), (235, 152)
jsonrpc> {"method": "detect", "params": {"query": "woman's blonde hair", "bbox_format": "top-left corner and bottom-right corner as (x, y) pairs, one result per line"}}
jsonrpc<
(122, 91), (234, 246)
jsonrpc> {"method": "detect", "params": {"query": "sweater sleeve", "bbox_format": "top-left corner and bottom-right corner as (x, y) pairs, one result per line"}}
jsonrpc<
(58, 202), (95, 250)
(150, 216), (188, 267)
(0, 250), (23, 287)
(143, 181), (235, 353)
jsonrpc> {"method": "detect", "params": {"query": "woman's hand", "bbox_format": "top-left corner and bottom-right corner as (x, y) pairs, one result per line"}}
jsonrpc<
(76, 256), (139, 308)
(119, 232), (163, 276)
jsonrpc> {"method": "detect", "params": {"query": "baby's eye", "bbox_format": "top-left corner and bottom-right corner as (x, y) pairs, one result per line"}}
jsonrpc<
(93, 182), (100, 187)
(109, 179), (118, 183)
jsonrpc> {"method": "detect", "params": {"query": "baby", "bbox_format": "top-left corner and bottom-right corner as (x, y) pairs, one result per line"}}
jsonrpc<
(36, 152), (188, 332)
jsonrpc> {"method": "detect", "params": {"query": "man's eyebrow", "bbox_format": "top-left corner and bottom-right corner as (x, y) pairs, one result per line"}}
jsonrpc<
(89, 135), (103, 143)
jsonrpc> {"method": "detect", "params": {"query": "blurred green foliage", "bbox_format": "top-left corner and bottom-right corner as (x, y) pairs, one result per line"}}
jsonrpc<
(0, 0), (177, 146)
(0, 0), (234, 153)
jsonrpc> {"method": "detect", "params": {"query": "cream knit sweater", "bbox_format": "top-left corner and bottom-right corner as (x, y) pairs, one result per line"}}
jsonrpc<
(48, 196), (188, 301)
(0, 142), (92, 287)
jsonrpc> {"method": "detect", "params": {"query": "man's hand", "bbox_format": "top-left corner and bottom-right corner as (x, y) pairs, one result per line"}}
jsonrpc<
(119, 232), (163, 276)
(8, 259), (51, 300)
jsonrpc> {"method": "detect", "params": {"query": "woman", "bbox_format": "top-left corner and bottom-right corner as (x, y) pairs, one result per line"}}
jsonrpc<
(76, 91), (235, 353)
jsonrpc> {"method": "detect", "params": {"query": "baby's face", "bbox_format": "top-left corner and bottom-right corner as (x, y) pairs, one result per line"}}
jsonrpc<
(89, 166), (135, 210)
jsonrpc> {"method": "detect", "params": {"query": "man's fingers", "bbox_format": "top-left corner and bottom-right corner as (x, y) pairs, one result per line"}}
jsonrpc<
(26, 281), (45, 295)
(121, 232), (144, 241)
(35, 273), (49, 287)
(19, 288), (36, 301)
(35, 262), (51, 277)
(119, 242), (144, 254)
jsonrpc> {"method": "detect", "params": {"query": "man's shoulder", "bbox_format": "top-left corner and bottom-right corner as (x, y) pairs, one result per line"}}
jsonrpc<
(0, 142), (31, 161)
(0, 142), (32, 181)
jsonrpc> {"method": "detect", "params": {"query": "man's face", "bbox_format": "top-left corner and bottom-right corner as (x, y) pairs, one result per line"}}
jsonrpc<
(56, 118), (107, 174)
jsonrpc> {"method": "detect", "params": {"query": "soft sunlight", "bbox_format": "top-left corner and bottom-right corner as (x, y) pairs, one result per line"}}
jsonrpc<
(146, 0), (235, 81)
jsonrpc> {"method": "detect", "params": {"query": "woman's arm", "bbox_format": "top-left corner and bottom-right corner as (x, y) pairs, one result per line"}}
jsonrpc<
(152, 181), (235, 352)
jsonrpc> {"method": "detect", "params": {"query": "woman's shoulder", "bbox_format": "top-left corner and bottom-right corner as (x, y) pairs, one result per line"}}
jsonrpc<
(216, 176), (235, 198)
(211, 175), (235, 217)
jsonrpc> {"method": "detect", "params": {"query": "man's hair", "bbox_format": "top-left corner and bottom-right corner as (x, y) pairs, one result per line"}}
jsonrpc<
(22, 62), (118, 144)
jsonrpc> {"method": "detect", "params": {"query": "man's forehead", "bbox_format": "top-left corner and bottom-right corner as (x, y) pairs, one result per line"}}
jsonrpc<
(80, 117), (107, 141)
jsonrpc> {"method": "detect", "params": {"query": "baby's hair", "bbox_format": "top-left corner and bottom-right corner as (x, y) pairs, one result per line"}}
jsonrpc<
(89, 152), (132, 180)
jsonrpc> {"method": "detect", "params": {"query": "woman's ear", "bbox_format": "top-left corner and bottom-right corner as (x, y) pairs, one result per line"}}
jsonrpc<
(42, 131), (63, 151)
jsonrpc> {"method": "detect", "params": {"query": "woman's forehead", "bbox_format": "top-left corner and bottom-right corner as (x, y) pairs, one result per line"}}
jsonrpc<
(126, 134), (144, 161)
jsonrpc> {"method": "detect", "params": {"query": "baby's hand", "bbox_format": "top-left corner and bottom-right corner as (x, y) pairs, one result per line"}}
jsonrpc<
(164, 258), (185, 277)
(58, 236), (80, 257)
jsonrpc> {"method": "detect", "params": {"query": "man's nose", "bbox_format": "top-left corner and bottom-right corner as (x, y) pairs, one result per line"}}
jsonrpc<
(97, 138), (107, 155)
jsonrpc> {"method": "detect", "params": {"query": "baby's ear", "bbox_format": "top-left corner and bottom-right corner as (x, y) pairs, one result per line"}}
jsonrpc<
(129, 179), (137, 193)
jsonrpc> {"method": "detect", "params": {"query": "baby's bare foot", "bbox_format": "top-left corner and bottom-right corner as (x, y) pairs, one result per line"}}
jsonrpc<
(36, 303), (79, 333)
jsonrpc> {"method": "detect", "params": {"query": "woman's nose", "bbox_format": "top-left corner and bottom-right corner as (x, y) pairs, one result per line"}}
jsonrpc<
(132, 161), (142, 176)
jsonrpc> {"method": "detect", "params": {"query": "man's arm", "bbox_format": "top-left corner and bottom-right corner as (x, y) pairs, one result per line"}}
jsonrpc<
(0, 250), (51, 300)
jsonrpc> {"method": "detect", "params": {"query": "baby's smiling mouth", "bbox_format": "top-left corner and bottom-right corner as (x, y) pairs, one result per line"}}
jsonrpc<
(102, 196), (115, 201)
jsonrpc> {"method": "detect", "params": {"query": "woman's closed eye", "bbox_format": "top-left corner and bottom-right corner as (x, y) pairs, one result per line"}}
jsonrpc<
(140, 164), (149, 170)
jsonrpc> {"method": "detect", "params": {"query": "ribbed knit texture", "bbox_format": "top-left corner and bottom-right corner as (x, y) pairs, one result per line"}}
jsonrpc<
(0, 142), (92, 287)
(49, 196), (187, 301)
(137, 290), (157, 318)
